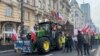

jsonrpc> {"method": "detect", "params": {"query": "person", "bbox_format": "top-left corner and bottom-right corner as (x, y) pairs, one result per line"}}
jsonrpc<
(62, 32), (66, 52)
(65, 33), (73, 53)
(90, 34), (95, 49)
(95, 35), (99, 45)
(26, 33), (31, 40)
(83, 33), (90, 55)
(98, 35), (100, 44)
(77, 31), (84, 56)
(72, 35), (78, 50)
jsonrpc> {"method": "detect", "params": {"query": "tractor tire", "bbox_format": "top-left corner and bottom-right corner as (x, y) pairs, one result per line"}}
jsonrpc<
(36, 37), (50, 54)
(55, 34), (63, 50)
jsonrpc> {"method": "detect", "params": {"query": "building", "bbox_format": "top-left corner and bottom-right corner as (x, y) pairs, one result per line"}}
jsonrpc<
(81, 3), (91, 23)
(81, 3), (96, 33)
(70, 0), (86, 31)
(0, 0), (70, 45)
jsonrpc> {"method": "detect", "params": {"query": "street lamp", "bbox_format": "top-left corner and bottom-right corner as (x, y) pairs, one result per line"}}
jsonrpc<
(20, 0), (24, 39)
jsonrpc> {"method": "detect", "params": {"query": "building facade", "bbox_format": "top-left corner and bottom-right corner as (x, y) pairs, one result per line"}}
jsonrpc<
(0, 0), (70, 45)
(81, 3), (96, 33)
(70, 0), (86, 31)
(81, 3), (91, 23)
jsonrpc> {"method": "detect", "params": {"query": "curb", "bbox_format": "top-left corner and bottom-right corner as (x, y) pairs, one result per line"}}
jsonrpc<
(0, 50), (14, 54)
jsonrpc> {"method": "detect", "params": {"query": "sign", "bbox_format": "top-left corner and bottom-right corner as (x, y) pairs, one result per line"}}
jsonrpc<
(22, 40), (32, 53)
(15, 40), (23, 49)
(74, 29), (78, 35)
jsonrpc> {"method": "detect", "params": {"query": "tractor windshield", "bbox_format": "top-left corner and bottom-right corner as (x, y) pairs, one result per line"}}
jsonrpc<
(35, 23), (50, 38)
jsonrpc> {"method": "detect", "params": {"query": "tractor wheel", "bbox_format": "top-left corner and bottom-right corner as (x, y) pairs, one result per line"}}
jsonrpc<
(55, 34), (63, 50)
(37, 37), (50, 54)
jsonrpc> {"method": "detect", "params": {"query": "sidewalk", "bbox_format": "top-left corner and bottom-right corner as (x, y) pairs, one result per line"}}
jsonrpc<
(94, 45), (100, 56)
(0, 50), (14, 54)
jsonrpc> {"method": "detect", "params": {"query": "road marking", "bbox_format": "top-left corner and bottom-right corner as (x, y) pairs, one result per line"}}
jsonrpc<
(96, 47), (100, 56)
(44, 54), (53, 56)
(90, 49), (96, 52)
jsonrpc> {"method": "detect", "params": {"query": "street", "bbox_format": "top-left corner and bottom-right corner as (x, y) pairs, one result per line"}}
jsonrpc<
(0, 46), (99, 56)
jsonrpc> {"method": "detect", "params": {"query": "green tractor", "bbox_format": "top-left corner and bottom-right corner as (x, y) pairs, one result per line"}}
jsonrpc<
(15, 22), (65, 54)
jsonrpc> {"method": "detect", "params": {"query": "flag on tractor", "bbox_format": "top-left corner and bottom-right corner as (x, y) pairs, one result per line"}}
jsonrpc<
(31, 28), (36, 43)
(56, 12), (63, 20)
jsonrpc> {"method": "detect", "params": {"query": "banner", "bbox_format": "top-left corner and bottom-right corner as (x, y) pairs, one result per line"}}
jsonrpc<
(74, 29), (78, 35)
(22, 40), (32, 53)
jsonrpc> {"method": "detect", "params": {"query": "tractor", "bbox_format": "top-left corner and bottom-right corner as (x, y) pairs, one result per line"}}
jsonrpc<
(15, 21), (65, 54)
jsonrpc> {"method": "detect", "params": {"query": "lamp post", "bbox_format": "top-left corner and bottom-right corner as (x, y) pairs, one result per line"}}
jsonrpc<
(20, 0), (24, 39)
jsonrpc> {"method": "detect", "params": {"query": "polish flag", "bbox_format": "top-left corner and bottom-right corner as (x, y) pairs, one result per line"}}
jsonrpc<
(81, 24), (89, 33)
(90, 28), (94, 35)
(31, 28), (36, 43)
(84, 24), (89, 31)
(86, 27), (91, 34)
(12, 29), (18, 41)
(56, 12), (63, 20)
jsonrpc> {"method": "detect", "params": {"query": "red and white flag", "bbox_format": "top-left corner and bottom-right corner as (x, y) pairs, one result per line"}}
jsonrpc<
(81, 24), (89, 33)
(31, 28), (36, 43)
(86, 27), (91, 34)
(84, 24), (89, 31)
(12, 29), (18, 41)
(56, 12), (63, 20)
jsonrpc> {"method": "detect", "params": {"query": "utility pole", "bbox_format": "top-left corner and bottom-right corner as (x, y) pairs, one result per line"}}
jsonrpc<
(20, 0), (24, 39)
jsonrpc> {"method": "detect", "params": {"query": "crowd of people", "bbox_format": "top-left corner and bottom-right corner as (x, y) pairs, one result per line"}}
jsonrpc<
(62, 31), (100, 56)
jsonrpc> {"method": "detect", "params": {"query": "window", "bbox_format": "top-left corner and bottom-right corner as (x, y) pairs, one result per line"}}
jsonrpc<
(53, 0), (56, 9)
(28, 12), (30, 20)
(38, 0), (43, 9)
(5, 6), (13, 16)
(24, 11), (30, 20)
(43, 0), (45, 9)
(33, 0), (35, 6)
(24, 0), (27, 3)
(27, 0), (30, 4)
(7, 0), (12, 3)
(29, 0), (33, 6)
(24, 11), (28, 20)
(5, 23), (13, 32)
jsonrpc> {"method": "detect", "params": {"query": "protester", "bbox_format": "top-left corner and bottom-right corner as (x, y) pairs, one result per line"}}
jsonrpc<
(62, 32), (66, 52)
(26, 33), (31, 40)
(83, 33), (90, 55)
(90, 34), (95, 49)
(72, 35), (78, 50)
(77, 31), (84, 56)
(65, 33), (73, 53)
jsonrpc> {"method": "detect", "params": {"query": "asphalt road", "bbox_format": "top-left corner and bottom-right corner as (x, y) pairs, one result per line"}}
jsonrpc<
(0, 45), (99, 56)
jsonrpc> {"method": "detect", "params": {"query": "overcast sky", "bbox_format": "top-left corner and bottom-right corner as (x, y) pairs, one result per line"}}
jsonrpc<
(76, 0), (100, 29)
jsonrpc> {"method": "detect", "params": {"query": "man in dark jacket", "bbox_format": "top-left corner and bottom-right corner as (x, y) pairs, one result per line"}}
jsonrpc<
(26, 33), (31, 40)
(77, 31), (84, 56)
(65, 33), (73, 53)
(83, 33), (90, 55)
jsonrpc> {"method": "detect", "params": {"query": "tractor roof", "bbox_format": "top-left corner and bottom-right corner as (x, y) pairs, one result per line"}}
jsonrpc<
(39, 22), (53, 25)
(38, 22), (62, 26)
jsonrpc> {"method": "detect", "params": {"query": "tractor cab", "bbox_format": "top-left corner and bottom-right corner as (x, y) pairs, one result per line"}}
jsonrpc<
(35, 22), (62, 39)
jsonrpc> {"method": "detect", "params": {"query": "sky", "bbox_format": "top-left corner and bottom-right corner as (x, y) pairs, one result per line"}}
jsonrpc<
(76, 0), (100, 29)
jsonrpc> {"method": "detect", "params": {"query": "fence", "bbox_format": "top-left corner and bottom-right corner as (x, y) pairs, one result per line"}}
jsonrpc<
(0, 44), (14, 51)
